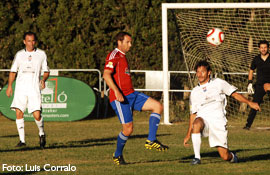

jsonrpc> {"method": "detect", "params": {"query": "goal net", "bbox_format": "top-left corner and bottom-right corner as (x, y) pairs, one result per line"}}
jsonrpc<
(162, 3), (270, 124)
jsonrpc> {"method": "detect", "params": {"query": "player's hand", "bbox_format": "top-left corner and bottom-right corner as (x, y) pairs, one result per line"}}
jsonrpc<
(247, 83), (254, 94)
(6, 86), (13, 97)
(40, 80), (45, 90)
(249, 101), (261, 111)
(183, 135), (191, 147)
(115, 90), (124, 102)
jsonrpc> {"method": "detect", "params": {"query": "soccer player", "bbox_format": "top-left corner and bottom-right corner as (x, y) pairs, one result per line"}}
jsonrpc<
(183, 60), (260, 165)
(103, 32), (168, 165)
(6, 32), (50, 148)
(244, 40), (270, 130)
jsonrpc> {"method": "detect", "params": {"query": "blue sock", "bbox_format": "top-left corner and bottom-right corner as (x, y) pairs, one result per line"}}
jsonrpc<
(147, 113), (161, 141)
(114, 132), (128, 157)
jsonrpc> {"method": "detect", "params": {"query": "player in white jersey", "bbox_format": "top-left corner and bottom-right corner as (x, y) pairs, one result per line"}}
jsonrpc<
(6, 32), (50, 148)
(183, 60), (260, 165)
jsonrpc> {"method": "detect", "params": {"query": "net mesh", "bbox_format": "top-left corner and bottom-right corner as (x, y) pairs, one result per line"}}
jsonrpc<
(174, 8), (270, 120)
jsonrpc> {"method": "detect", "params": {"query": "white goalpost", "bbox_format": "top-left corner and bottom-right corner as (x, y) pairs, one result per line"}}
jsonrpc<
(162, 3), (270, 125)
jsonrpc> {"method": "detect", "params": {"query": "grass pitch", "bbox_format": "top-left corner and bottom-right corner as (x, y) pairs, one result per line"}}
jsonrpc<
(0, 112), (270, 175)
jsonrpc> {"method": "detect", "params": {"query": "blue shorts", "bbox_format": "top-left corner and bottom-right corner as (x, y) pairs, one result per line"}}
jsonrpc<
(110, 91), (150, 124)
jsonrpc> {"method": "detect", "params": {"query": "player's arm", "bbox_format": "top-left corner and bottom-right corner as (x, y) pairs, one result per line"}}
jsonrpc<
(231, 92), (261, 111)
(6, 72), (16, 97)
(40, 72), (50, 90)
(183, 113), (196, 147)
(103, 69), (124, 102)
(248, 69), (254, 82)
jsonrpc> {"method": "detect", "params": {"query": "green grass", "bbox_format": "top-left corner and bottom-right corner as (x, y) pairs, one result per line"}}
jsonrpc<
(0, 112), (270, 175)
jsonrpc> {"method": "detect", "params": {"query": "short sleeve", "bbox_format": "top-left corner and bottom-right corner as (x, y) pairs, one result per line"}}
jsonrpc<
(219, 79), (237, 96)
(189, 91), (198, 114)
(104, 53), (118, 72)
(250, 57), (257, 70)
(10, 53), (19, 72)
(41, 52), (50, 72)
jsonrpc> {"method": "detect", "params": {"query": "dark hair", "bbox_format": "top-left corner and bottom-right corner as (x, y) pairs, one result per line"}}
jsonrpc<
(195, 60), (212, 72)
(114, 32), (131, 46)
(258, 40), (269, 48)
(23, 31), (37, 40)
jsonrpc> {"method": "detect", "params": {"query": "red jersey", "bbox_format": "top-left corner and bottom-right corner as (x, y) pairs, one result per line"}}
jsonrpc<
(104, 48), (134, 102)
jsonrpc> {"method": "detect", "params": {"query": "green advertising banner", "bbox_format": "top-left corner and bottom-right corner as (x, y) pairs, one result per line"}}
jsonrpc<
(0, 76), (96, 121)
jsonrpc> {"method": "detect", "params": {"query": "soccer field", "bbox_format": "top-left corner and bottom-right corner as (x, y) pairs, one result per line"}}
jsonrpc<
(0, 113), (270, 175)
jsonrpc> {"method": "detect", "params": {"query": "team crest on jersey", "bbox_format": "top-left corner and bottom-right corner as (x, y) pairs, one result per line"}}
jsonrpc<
(28, 55), (32, 61)
(106, 62), (113, 68)
(203, 87), (207, 92)
(125, 68), (130, 75)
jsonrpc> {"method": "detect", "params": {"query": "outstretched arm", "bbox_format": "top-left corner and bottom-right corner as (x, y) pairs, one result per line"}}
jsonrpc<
(103, 69), (124, 102)
(231, 92), (261, 111)
(183, 113), (196, 147)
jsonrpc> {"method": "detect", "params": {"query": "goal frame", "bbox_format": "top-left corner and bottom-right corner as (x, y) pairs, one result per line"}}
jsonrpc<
(162, 3), (270, 125)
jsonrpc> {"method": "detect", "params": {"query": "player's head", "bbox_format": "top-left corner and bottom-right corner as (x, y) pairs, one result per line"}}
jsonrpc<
(23, 32), (37, 52)
(258, 40), (269, 56)
(115, 32), (132, 53)
(195, 60), (211, 85)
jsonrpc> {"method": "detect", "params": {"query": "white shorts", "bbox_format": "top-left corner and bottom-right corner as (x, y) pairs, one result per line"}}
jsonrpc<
(11, 92), (41, 114)
(198, 115), (228, 148)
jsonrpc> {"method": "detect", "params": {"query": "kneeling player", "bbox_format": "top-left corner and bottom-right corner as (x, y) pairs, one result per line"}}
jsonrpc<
(183, 60), (260, 165)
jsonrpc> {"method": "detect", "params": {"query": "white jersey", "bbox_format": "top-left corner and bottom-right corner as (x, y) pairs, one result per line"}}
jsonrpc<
(11, 48), (49, 94)
(190, 78), (237, 119)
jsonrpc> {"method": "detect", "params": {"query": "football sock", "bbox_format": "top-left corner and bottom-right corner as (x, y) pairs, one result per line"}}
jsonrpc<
(230, 152), (235, 162)
(147, 113), (161, 141)
(114, 132), (128, 157)
(192, 133), (201, 159)
(16, 118), (25, 143)
(35, 116), (45, 136)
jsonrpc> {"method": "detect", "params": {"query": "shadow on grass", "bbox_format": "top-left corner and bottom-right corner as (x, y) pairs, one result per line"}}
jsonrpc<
(0, 135), (19, 138)
(0, 142), (113, 153)
(180, 147), (270, 163)
(0, 133), (170, 153)
(67, 133), (171, 144)
(240, 153), (270, 162)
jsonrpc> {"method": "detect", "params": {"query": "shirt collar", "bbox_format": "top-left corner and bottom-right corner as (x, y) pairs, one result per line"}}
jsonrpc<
(198, 78), (211, 87)
(115, 48), (125, 55)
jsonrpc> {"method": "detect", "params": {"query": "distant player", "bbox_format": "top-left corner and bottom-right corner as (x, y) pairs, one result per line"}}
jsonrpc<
(244, 40), (270, 130)
(6, 32), (50, 148)
(103, 32), (168, 165)
(183, 60), (260, 165)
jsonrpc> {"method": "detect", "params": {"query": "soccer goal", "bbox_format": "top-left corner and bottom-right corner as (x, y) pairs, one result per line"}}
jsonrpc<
(162, 3), (270, 124)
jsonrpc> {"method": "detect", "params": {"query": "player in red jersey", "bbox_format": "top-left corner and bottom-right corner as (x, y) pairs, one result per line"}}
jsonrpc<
(103, 32), (168, 165)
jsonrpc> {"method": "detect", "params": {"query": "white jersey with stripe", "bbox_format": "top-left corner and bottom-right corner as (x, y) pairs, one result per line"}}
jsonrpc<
(11, 48), (49, 94)
(190, 78), (237, 119)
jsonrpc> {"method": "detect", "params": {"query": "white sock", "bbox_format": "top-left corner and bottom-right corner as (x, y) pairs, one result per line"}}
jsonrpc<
(16, 118), (25, 143)
(35, 116), (45, 136)
(230, 152), (235, 162)
(192, 133), (201, 159)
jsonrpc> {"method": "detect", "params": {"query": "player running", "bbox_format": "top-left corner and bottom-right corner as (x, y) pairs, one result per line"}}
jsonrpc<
(183, 60), (260, 165)
(103, 32), (168, 165)
(6, 32), (50, 148)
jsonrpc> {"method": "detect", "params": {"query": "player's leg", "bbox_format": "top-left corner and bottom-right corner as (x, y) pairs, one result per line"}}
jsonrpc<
(244, 85), (265, 129)
(191, 117), (205, 165)
(32, 110), (46, 148)
(217, 147), (238, 163)
(11, 93), (27, 147)
(136, 93), (168, 151)
(110, 100), (133, 165)
(141, 97), (163, 141)
(15, 108), (26, 147)
(29, 94), (46, 148)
